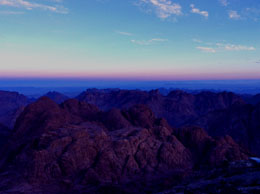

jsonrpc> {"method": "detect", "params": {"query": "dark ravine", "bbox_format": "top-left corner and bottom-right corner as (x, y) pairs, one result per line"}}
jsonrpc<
(0, 89), (259, 193)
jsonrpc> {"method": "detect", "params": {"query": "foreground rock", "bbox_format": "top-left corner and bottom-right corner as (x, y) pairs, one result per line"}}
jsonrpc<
(157, 159), (260, 194)
(0, 97), (250, 193)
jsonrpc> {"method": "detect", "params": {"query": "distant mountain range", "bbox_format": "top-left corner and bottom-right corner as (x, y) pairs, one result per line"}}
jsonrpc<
(0, 88), (260, 155)
(0, 89), (259, 193)
(76, 89), (260, 156)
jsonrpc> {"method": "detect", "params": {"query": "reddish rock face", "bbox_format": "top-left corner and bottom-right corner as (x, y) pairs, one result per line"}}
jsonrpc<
(209, 135), (249, 167)
(76, 89), (260, 156)
(0, 98), (193, 184)
(123, 104), (156, 128)
(175, 127), (248, 168)
(61, 99), (100, 122)
(13, 97), (72, 138)
(102, 108), (131, 130)
(175, 126), (214, 166)
(0, 97), (250, 193)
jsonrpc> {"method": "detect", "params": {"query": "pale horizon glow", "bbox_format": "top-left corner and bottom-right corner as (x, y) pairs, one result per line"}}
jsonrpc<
(1, 70), (260, 81)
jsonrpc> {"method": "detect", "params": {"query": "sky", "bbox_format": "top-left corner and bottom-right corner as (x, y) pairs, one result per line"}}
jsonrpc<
(0, 0), (260, 80)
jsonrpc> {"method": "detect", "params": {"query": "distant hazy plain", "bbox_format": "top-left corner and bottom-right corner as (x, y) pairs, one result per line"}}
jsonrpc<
(1, 79), (260, 97)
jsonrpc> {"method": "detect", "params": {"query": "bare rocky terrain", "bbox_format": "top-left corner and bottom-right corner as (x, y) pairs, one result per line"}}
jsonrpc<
(0, 89), (259, 193)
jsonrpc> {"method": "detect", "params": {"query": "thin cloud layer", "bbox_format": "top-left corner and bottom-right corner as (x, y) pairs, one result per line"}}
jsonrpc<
(219, 0), (228, 7)
(197, 46), (216, 53)
(217, 43), (256, 51)
(134, 0), (260, 22)
(190, 4), (209, 18)
(195, 40), (256, 53)
(0, 0), (68, 14)
(137, 0), (182, 19)
(0, 10), (24, 14)
(229, 10), (241, 19)
(115, 31), (133, 36)
(131, 38), (168, 45)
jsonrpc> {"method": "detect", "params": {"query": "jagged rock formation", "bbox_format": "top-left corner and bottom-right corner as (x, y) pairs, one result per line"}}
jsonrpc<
(76, 89), (245, 127)
(43, 91), (69, 104)
(193, 103), (260, 156)
(76, 89), (260, 156)
(0, 97), (249, 193)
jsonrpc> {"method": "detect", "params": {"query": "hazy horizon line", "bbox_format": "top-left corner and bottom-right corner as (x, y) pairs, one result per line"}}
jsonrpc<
(1, 76), (260, 82)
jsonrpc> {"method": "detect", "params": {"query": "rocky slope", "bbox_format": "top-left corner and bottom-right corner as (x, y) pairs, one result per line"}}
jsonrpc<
(43, 91), (69, 104)
(0, 90), (31, 129)
(157, 159), (260, 194)
(192, 103), (260, 156)
(76, 89), (260, 156)
(0, 123), (9, 147)
(76, 89), (245, 127)
(243, 93), (260, 105)
(0, 97), (250, 193)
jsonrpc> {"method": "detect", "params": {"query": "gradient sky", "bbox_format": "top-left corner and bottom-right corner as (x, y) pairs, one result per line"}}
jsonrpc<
(0, 0), (260, 80)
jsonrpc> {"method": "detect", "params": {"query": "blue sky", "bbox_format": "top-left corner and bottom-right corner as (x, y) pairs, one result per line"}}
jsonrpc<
(0, 0), (259, 80)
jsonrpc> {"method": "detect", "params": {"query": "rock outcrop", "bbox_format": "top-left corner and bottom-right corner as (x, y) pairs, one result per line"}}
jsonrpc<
(43, 91), (69, 104)
(76, 89), (260, 156)
(193, 103), (260, 156)
(0, 97), (250, 193)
